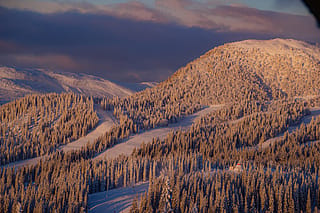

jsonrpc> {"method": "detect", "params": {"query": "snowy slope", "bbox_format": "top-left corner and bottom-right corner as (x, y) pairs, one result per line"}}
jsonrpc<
(229, 38), (320, 59)
(94, 105), (224, 160)
(0, 67), (156, 104)
(88, 182), (149, 213)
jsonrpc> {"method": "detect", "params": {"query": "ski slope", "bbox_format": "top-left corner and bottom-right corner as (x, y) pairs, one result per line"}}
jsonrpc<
(88, 182), (148, 213)
(254, 107), (320, 150)
(2, 105), (117, 169)
(59, 106), (118, 152)
(94, 105), (224, 161)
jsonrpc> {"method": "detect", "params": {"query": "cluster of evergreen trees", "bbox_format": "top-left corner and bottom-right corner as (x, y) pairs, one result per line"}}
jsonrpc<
(0, 152), (88, 212)
(135, 165), (320, 213)
(1, 96), (319, 212)
(133, 99), (309, 159)
(0, 93), (98, 165)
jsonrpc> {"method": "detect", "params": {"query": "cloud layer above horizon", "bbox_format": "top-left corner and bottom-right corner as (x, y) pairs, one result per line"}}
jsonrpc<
(0, 0), (319, 82)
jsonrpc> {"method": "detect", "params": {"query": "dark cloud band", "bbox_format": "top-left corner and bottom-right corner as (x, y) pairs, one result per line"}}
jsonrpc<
(0, 4), (319, 82)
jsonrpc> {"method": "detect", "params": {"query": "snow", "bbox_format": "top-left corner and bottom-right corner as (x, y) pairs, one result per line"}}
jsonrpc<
(0, 66), (155, 104)
(113, 81), (158, 92)
(2, 105), (117, 169)
(1, 156), (45, 169)
(47, 71), (133, 98)
(88, 182), (149, 213)
(3, 104), (319, 168)
(94, 105), (224, 161)
(1, 105), (223, 168)
(230, 38), (320, 60)
(59, 105), (118, 152)
(254, 107), (320, 150)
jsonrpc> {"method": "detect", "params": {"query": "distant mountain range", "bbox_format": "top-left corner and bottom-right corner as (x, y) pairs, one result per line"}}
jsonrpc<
(0, 67), (157, 104)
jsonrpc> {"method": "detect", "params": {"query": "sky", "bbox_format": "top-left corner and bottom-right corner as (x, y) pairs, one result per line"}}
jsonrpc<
(0, 0), (319, 82)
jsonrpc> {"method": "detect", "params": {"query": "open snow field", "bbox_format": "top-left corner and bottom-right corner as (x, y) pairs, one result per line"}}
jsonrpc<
(88, 182), (149, 213)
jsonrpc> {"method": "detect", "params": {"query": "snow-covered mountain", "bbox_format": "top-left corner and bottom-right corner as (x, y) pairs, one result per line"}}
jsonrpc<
(0, 67), (156, 104)
(158, 38), (320, 104)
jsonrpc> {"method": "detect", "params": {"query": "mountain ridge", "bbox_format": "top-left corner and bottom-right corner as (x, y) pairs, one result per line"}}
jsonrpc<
(164, 38), (320, 102)
(0, 66), (156, 104)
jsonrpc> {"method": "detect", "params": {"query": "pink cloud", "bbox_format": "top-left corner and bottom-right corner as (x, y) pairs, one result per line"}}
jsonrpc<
(102, 1), (169, 23)
(154, 0), (219, 28)
(211, 5), (320, 37)
(0, 0), (319, 40)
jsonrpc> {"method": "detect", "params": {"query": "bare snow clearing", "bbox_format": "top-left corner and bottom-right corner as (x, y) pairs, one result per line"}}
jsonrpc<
(2, 156), (45, 169)
(88, 182), (148, 213)
(94, 105), (224, 160)
(59, 106), (117, 152)
(254, 107), (320, 150)
(2, 105), (117, 168)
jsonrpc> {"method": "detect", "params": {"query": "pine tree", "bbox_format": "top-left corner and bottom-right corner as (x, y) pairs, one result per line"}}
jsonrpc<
(130, 196), (139, 213)
(307, 189), (312, 213)
(159, 177), (173, 213)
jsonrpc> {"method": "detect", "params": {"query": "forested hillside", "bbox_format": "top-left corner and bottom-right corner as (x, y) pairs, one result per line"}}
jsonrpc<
(87, 38), (320, 155)
(132, 98), (320, 212)
(0, 93), (98, 165)
(110, 39), (320, 129)
(0, 39), (320, 213)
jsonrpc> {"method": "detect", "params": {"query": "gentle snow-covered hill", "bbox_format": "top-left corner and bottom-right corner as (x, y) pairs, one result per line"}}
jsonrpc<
(229, 38), (320, 59)
(0, 67), (156, 104)
(118, 38), (320, 131)
(163, 38), (320, 104)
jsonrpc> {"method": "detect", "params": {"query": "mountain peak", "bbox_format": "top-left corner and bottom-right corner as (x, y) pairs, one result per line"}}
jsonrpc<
(162, 39), (320, 105)
(227, 38), (320, 59)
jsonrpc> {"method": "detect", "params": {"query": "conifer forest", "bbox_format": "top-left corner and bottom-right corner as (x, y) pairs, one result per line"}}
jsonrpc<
(0, 39), (320, 213)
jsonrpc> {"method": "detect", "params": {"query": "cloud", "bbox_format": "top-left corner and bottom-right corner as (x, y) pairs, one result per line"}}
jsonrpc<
(0, 40), (21, 53)
(211, 5), (319, 37)
(1, 0), (318, 34)
(103, 1), (169, 23)
(108, 0), (320, 38)
(154, 0), (220, 29)
(273, 0), (303, 9)
(0, 1), (319, 82)
(153, 0), (319, 37)
(0, 6), (280, 82)
(0, 0), (77, 13)
(0, 0), (168, 22)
